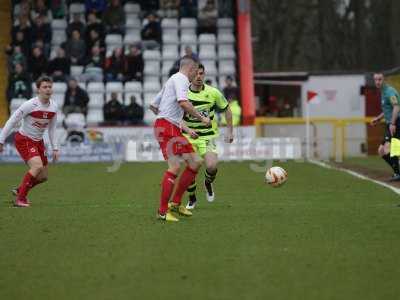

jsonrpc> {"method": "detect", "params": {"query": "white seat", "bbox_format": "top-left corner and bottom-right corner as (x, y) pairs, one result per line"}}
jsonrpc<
(124, 93), (142, 105)
(180, 45), (197, 56)
(218, 28), (233, 35)
(51, 19), (67, 30)
(87, 82), (105, 93)
(162, 63), (173, 76)
(105, 34), (123, 47)
(143, 50), (161, 61)
(163, 28), (178, 37)
(217, 18), (234, 29)
(126, 18), (142, 29)
(124, 81), (143, 93)
(70, 66), (84, 77)
(181, 34), (197, 45)
(124, 3), (141, 14)
(202, 61), (218, 76)
(143, 109), (157, 125)
(52, 82), (67, 93)
(78, 82), (86, 90)
(144, 81), (161, 93)
(87, 109), (104, 124)
(161, 18), (178, 29)
(218, 60), (236, 76)
(163, 33), (179, 45)
(180, 18), (197, 29)
(53, 93), (65, 107)
(106, 82), (123, 93)
(180, 28), (196, 36)
(199, 45), (216, 60)
(144, 61), (160, 76)
(143, 92), (159, 105)
(57, 112), (65, 127)
(10, 98), (26, 114)
(218, 45), (235, 59)
(88, 93), (105, 108)
(199, 34), (216, 44)
(51, 34), (66, 46)
(162, 48), (178, 60)
(218, 33), (235, 44)
(69, 3), (85, 14)
(124, 32), (141, 45)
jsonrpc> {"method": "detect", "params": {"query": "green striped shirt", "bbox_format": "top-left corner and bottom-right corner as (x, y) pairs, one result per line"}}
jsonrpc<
(184, 84), (229, 138)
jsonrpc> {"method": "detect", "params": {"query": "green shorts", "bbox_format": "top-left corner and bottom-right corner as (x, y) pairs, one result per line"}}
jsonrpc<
(186, 136), (218, 158)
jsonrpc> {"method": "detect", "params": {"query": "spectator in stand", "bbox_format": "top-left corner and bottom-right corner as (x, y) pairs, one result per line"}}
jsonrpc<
(14, 0), (31, 19)
(63, 78), (90, 116)
(6, 46), (27, 73)
(141, 12), (162, 49)
(64, 29), (87, 65)
(51, 0), (67, 19)
(124, 44), (144, 82)
(80, 45), (104, 82)
(6, 63), (32, 104)
(29, 46), (48, 81)
(85, 0), (108, 17)
(102, 0), (125, 34)
(31, 0), (52, 22)
(12, 31), (31, 59)
(218, 0), (233, 17)
(169, 45), (198, 76)
(47, 47), (71, 82)
(85, 12), (105, 40)
(66, 13), (86, 38)
(105, 47), (125, 82)
(223, 76), (239, 101)
(160, 0), (179, 17)
(124, 95), (144, 125)
(103, 92), (124, 125)
(179, 0), (198, 18)
(86, 29), (105, 56)
(31, 14), (52, 52)
(137, 0), (159, 13)
(12, 15), (31, 47)
(198, 0), (218, 34)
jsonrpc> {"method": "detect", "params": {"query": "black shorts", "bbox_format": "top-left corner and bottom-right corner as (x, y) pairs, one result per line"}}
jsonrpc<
(382, 121), (400, 145)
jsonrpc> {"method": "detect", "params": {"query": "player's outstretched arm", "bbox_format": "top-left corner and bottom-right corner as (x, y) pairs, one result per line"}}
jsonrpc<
(179, 100), (210, 126)
(0, 103), (30, 152)
(371, 112), (384, 126)
(224, 105), (234, 143)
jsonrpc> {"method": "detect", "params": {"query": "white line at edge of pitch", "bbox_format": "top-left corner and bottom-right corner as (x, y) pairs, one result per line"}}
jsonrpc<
(309, 159), (400, 196)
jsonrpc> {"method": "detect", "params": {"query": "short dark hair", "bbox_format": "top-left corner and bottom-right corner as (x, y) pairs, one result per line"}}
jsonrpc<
(198, 63), (205, 71)
(36, 76), (53, 88)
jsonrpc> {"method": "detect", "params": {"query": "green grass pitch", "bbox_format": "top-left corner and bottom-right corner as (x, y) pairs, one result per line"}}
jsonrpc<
(1, 160), (400, 300)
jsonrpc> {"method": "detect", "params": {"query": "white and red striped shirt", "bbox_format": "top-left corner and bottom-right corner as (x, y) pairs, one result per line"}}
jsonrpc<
(0, 97), (58, 149)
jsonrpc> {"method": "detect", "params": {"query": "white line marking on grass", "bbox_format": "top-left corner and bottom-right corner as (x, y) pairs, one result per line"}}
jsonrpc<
(309, 159), (400, 196)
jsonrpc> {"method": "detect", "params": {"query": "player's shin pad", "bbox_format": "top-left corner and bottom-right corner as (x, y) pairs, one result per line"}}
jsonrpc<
(187, 181), (197, 195)
(205, 169), (217, 184)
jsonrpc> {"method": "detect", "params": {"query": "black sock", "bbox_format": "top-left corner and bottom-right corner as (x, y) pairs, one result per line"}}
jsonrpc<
(383, 154), (400, 174)
(205, 169), (217, 184)
(187, 181), (197, 195)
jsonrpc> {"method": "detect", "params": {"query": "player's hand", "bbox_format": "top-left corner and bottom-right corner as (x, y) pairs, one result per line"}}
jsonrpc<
(390, 124), (396, 136)
(201, 116), (211, 127)
(52, 150), (60, 163)
(188, 129), (199, 139)
(371, 118), (379, 126)
(224, 131), (234, 143)
(0, 143), (3, 153)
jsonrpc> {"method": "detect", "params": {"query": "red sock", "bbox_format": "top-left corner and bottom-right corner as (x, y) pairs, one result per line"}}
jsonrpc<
(159, 171), (177, 215)
(17, 178), (44, 193)
(17, 172), (36, 199)
(172, 167), (198, 205)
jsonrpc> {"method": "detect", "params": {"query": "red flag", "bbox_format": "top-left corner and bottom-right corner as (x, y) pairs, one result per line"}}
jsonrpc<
(307, 91), (318, 102)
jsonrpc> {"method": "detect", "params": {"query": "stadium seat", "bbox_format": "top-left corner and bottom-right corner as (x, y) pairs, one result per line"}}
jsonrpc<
(163, 28), (179, 38)
(199, 45), (216, 60)
(51, 33), (67, 46)
(180, 18), (197, 29)
(163, 33), (180, 45)
(143, 92), (159, 106)
(105, 34), (123, 47)
(202, 61), (218, 76)
(218, 45), (236, 60)
(52, 93), (65, 107)
(88, 93), (105, 109)
(144, 61), (161, 76)
(106, 82), (123, 93)
(180, 28), (196, 36)
(124, 81), (143, 93)
(51, 19), (67, 30)
(218, 60), (236, 76)
(52, 82), (68, 93)
(123, 32), (141, 46)
(218, 33), (235, 44)
(124, 3), (141, 14)
(78, 82), (86, 90)
(87, 82), (105, 93)
(143, 109), (157, 125)
(161, 18), (178, 29)
(162, 46), (178, 60)
(126, 18), (142, 29)
(124, 93), (143, 105)
(71, 66), (84, 77)
(162, 61), (175, 75)
(199, 34), (217, 45)
(56, 112), (65, 127)
(218, 28), (233, 35)
(180, 45), (197, 56)
(144, 81), (161, 93)
(86, 109), (104, 124)
(143, 50), (161, 61)
(217, 18), (234, 29)
(181, 34), (198, 45)
(10, 98), (26, 114)
(69, 3), (85, 14)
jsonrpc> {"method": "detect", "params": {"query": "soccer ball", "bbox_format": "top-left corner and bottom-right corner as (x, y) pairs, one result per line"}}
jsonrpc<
(265, 166), (288, 187)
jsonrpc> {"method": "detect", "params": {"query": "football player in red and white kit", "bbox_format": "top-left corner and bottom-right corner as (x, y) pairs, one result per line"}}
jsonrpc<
(150, 56), (211, 221)
(0, 76), (59, 207)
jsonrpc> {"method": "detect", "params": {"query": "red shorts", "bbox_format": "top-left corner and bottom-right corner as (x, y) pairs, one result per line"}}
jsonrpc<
(154, 118), (194, 160)
(14, 132), (48, 166)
